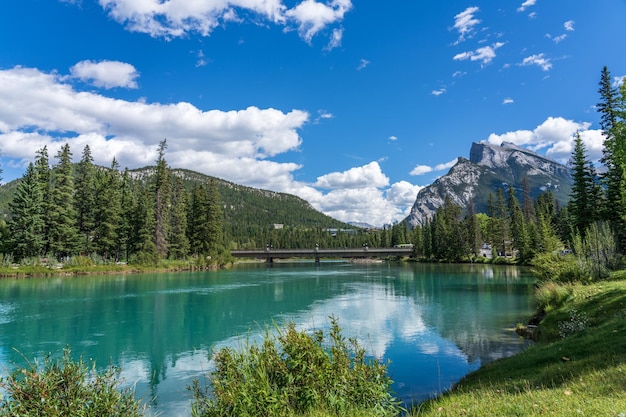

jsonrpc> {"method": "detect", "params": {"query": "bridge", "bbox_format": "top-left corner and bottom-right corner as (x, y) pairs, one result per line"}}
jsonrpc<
(230, 246), (413, 264)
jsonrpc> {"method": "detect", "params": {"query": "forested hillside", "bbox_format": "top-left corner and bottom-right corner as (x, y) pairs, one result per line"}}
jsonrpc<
(0, 142), (393, 265)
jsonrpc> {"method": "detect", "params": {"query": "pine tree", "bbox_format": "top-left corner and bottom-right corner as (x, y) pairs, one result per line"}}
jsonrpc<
(75, 145), (97, 254)
(598, 66), (620, 135)
(134, 185), (158, 264)
(206, 178), (225, 254)
(168, 177), (190, 259)
(48, 144), (80, 260)
(487, 189), (510, 257)
(597, 66), (626, 247)
(507, 185), (531, 261)
(537, 213), (563, 253)
(411, 225), (423, 258)
(8, 163), (45, 260)
(188, 182), (208, 256)
(521, 177), (536, 223)
(153, 139), (171, 258)
(464, 197), (481, 257)
(93, 159), (123, 261)
(34, 146), (52, 254)
(569, 132), (600, 234)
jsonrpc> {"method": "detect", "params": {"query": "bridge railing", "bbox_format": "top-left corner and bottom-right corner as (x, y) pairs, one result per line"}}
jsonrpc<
(230, 247), (413, 260)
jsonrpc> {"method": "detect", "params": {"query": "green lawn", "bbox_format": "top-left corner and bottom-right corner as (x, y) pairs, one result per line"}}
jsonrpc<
(410, 278), (626, 416)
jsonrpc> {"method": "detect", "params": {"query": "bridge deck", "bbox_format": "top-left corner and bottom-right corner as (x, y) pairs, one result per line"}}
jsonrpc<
(231, 247), (413, 260)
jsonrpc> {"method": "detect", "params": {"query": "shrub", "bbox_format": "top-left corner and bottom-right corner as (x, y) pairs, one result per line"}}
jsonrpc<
(190, 317), (403, 417)
(65, 255), (95, 268)
(0, 348), (144, 417)
(531, 253), (592, 284)
(557, 309), (589, 338)
(534, 281), (572, 312)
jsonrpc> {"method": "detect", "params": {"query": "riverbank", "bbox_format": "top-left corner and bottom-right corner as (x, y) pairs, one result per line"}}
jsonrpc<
(409, 275), (626, 416)
(0, 258), (228, 278)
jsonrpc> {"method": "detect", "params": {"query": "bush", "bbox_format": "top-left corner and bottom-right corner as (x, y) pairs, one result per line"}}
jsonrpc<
(65, 255), (95, 267)
(531, 253), (593, 284)
(0, 348), (144, 417)
(190, 317), (403, 417)
(557, 309), (589, 338)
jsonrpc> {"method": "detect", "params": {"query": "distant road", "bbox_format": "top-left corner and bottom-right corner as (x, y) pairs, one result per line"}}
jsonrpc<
(230, 247), (413, 262)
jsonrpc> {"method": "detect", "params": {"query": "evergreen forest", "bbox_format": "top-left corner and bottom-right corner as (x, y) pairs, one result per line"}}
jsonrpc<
(0, 67), (625, 272)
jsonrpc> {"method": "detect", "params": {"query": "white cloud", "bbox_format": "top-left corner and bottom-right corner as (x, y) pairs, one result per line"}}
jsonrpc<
(314, 110), (333, 123)
(453, 42), (505, 65)
(97, 0), (352, 44)
(0, 65), (308, 182)
(503, 97), (514, 105)
(357, 58), (370, 71)
(0, 64), (421, 227)
(314, 161), (388, 189)
(519, 53), (552, 71)
(410, 158), (458, 176)
(70, 60), (139, 89)
(546, 33), (567, 43)
(546, 21), (574, 44)
(431, 87), (446, 96)
(285, 0), (352, 43)
(324, 27), (343, 51)
(451, 6), (481, 44)
(410, 165), (433, 176)
(387, 181), (423, 208)
(484, 116), (603, 163)
(388, 135), (398, 141)
(517, 0), (536, 12)
(613, 76), (625, 88)
(194, 50), (209, 67)
(309, 184), (411, 226)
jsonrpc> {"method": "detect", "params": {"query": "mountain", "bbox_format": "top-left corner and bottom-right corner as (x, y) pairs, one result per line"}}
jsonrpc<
(0, 166), (351, 232)
(166, 168), (349, 229)
(405, 141), (573, 227)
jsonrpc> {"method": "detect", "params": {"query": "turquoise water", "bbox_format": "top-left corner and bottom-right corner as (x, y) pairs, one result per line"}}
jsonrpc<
(0, 262), (536, 415)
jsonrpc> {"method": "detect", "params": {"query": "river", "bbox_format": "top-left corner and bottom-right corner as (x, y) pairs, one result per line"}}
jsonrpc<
(0, 262), (536, 415)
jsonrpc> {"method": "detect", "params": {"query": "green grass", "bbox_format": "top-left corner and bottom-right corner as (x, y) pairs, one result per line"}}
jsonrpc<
(0, 256), (230, 278)
(410, 277), (626, 417)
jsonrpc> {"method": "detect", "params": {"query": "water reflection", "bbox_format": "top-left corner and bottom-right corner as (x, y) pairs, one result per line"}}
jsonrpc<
(0, 263), (535, 415)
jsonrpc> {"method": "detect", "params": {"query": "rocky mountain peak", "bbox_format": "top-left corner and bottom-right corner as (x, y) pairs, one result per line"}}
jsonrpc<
(405, 141), (572, 227)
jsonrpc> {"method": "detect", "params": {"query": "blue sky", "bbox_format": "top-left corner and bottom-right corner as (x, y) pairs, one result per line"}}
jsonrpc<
(0, 0), (625, 226)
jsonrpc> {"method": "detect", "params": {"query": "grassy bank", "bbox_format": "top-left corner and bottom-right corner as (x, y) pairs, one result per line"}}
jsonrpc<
(0, 257), (232, 278)
(410, 275), (626, 416)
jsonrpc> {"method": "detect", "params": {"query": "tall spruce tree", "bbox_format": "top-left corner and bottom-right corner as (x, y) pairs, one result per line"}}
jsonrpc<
(34, 146), (52, 254)
(75, 145), (97, 254)
(507, 185), (531, 261)
(168, 177), (190, 259)
(597, 66), (626, 248)
(118, 169), (136, 262)
(464, 196), (481, 257)
(521, 177), (536, 223)
(487, 189), (510, 257)
(93, 159), (123, 261)
(153, 139), (171, 258)
(134, 185), (158, 264)
(48, 144), (80, 260)
(8, 163), (45, 260)
(206, 178), (225, 254)
(569, 132), (601, 234)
